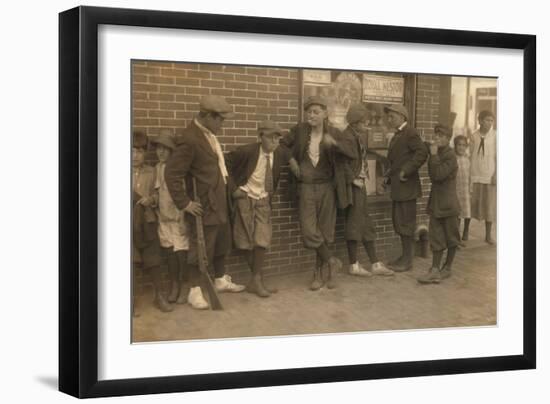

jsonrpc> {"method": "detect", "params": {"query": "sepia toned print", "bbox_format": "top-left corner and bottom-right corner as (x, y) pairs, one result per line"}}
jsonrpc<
(131, 61), (497, 343)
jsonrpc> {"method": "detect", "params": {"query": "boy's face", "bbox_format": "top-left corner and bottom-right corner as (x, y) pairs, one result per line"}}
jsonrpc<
(386, 111), (406, 129)
(479, 115), (494, 133)
(434, 132), (450, 148)
(305, 105), (328, 128)
(455, 139), (467, 156)
(203, 112), (226, 134)
(260, 132), (281, 154)
(352, 118), (369, 134)
(132, 147), (145, 167)
(155, 144), (172, 163)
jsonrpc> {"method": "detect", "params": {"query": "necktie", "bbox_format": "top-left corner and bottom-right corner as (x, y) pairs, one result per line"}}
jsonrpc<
(264, 154), (273, 194)
(478, 136), (485, 156)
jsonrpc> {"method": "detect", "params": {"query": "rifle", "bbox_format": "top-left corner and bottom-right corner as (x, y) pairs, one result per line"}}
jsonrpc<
(192, 177), (223, 310)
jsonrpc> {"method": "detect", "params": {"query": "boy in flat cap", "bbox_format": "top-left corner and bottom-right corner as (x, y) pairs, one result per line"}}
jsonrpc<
(384, 104), (428, 272)
(132, 130), (173, 314)
(342, 104), (394, 277)
(280, 95), (356, 290)
(225, 121), (289, 297)
(151, 129), (189, 304)
(470, 110), (497, 244)
(418, 124), (461, 284)
(165, 95), (245, 310)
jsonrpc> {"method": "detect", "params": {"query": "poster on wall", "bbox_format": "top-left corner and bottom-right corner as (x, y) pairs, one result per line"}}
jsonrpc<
(363, 73), (405, 104)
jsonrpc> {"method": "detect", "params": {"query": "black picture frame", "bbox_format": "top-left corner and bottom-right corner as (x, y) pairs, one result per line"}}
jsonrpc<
(59, 5), (536, 398)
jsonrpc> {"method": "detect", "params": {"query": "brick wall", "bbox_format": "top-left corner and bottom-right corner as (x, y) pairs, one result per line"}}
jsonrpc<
(132, 61), (443, 290)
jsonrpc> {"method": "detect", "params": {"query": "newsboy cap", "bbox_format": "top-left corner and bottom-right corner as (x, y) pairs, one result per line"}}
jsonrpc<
(478, 110), (495, 121)
(384, 104), (409, 120)
(133, 130), (148, 149)
(150, 128), (176, 150)
(346, 103), (369, 124)
(258, 120), (283, 136)
(434, 124), (452, 138)
(199, 95), (235, 118)
(303, 95), (328, 110)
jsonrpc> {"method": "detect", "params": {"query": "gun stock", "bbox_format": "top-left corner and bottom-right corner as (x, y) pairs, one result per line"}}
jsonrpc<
(193, 178), (223, 311)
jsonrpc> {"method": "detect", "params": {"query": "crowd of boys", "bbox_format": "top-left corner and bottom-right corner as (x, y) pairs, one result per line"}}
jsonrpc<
(132, 94), (497, 313)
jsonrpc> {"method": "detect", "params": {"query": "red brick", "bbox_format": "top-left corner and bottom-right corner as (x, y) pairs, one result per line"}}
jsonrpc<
(248, 99), (269, 107)
(133, 83), (158, 93)
(134, 100), (159, 109)
(175, 111), (195, 120)
(278, 78), (297, 85)
(159, 102), (187, 110)
(160, 119), (187, 126)
(257, 92), (278, 100)
(133, 109), (147, 117)
(133, 66), (160, 75)
(133, 91), (147, 100)
(224, 65), (247, 74)
(247, 67), (269, 75)
(149, 110), (174, 118)
(268, 69), (290, 77)
(225, 97), (247, 105)
(211, 72), (235, 81)
(199, 64), (224, 72)
(234, 74), (257, 83)
(258, 76), (278, 85)
(134, 118), (159, 126)
(247, 83), (269, 92)
(225, 81), (247, 90)
(234, 90), (257, 98)
(211, 88), (234, 97)
(201, 79), (225, 88)
(175, 95), (201, 103)
(160, 68), (189, 77)
(186, 87), (210, 95)
(187, 70), (211, 79)
(133, 74), (147, 83)
(235, 121), (257, 129)
(175, 78), (200, 86)
(149, 93), (175, 102)
(149, 76), (175, 85)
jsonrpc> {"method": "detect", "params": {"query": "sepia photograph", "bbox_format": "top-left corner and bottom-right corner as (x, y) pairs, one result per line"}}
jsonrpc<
(130, 60), (498, 343)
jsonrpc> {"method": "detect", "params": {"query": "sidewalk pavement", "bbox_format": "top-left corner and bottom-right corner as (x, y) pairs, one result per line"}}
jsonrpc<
(132, 220), (496, 343)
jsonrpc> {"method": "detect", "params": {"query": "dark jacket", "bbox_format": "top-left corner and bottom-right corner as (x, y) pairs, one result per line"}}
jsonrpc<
(387, 123), (428, 201)
(225, 142), (288, 197)
(164, 120), (228, 226)
(427, 145), (460, 218)
(280, 122), (357, 208)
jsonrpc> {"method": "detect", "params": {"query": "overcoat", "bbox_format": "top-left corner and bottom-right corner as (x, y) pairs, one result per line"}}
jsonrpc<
(426, 145), (461, 218)
(387, 123), (428, 201)
(164, 121), (228, 226)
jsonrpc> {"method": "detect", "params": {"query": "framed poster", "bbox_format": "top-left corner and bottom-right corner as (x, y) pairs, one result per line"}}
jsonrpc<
(59, 6), (536, 398)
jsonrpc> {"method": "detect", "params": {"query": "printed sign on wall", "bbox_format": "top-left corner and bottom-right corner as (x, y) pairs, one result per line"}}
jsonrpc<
(363, 74), (405, 103)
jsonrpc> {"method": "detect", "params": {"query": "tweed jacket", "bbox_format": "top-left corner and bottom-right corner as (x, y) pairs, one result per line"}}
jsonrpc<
(280, 122), (357, 209)
(426, 145), (461, 218)
(164, 120), (228, 226)
(387, 123), (428, 201)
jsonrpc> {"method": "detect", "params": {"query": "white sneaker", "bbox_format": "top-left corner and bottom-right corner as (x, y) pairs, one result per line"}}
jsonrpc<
(187, 286), (209, 310)
(348, 262), (373, 277)
(215, 274), (246, 293)
(371, 262), (394, 276)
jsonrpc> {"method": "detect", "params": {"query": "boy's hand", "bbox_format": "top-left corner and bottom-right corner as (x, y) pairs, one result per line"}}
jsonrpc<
(399, 170), (408, 182)
(232, 189), (247, 199)
(429, 143), (438, 155)
(289, 158), (301, 178)
(184, 201), (203, 217)
(137, 196), (154, 207)
(322, 133), (337, 147)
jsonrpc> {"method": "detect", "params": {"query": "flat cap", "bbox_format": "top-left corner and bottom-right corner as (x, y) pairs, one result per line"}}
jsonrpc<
(150, 128), (176, 150)
(434, 124), (452, 138)
(258, 120), (283, 136)
(199, 95), (235, 118)
(478, 110), (495, 121)
(384, 104), (409, 120)
(303, 95), (328, 110)
(346, 103), (369, 124)
(133, 130), (148, 149)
